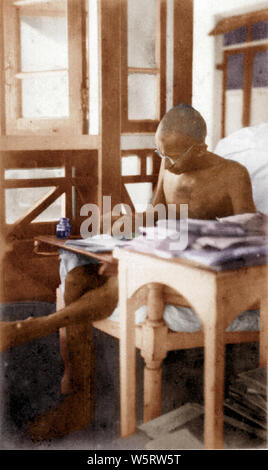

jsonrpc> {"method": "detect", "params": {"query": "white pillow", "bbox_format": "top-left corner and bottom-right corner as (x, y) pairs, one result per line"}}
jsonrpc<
(214, 123), (268, 215)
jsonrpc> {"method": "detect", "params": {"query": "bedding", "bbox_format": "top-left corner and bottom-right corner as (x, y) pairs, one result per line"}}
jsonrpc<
(59, 249), (259, 332)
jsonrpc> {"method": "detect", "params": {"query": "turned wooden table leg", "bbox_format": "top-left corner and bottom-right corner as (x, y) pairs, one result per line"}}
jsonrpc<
(203, 303), (225, 450)
(119, 262), (136, 437)
(141, 284), (168, 423)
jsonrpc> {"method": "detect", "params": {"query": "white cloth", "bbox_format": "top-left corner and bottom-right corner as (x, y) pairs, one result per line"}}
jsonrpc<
(59, 250), (260, 332)
(59, 250), (99, 295)
(108, 303), (259, 332)
(214, 123), (268, 215)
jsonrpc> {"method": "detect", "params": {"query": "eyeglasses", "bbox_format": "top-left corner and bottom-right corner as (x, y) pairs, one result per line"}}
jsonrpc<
(154, 149), (174, 165)
(154, 145), (194, 167)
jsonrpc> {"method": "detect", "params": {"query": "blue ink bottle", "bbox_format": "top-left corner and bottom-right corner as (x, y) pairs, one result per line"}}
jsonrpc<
(56, 217), (72, 239)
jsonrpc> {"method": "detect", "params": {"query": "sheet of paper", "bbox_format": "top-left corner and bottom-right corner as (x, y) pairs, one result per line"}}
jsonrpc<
(65, 234), (128, 252)
(192, 235), (268, 250)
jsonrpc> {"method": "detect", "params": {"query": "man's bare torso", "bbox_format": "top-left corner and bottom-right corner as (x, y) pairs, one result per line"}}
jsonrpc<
(160, 152), (255, 219)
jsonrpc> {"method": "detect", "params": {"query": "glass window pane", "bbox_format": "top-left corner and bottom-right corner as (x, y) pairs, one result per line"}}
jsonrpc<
(121, 156), (140, 176)
(252, 50), (268, 88)
(5, 187), (64, 224)
(128, 73), (157, 120)
(21, 72), (69, 118)
(121, 134), (156, 149)
(127, 0), (157, 68)
(223, 27), (247, 46)
(226, 53), (244, 90)
(225, 90), (243, 136)
(250, 88), (268, 126)
(33, 194), (65, 223)
(20, 11), (68, 72)
(146, 156), (153, 175)
(251, 22), (268, 41)
(5, 168), (65, 179)
(125, 182), (153, 212)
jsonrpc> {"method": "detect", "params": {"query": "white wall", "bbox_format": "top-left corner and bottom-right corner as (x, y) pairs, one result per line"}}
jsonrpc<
(192, 0), (268, 150)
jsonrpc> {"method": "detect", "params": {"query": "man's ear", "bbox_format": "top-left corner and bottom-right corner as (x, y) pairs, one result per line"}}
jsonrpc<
(194, 142), (207, 154)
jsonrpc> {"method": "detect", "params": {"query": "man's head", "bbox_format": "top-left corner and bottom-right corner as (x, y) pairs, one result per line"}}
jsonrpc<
(156, 103), (207, 143)
(155, 104), (207, 172)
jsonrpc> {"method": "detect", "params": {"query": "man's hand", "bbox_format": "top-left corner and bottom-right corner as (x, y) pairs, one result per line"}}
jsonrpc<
(98, 256), (118, 277)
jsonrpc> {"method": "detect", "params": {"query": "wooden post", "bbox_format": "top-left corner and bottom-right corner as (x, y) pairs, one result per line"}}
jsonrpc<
(99, 0), (121, 213)
(173, 0), (193, 106)
(67, 0), (84, 134)
(242, 48), (254, 128)
(0, 1), (6, 136)
(156, 0), (167, 121)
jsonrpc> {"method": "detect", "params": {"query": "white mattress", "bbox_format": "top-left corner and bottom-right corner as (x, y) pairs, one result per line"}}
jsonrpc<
(59, 250), (259, 333)
(108, 303), (259, 332)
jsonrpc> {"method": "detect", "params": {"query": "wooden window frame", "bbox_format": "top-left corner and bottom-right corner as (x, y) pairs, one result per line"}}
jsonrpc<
(1, 0), (86, 136)
(211, 9), (268, 138)
(120, 148), (161, 213)
(120, 0), (167, 134)
(1, 148), (98, 239)
(221, 44), (268, 137)
(209, 9), (268, 37)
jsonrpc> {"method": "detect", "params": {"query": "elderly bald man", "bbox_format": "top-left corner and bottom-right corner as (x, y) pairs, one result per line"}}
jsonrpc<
(28, 104), (256, 440)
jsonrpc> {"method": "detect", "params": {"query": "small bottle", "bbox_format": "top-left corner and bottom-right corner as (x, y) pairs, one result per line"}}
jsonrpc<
(56, 217), (72, 239)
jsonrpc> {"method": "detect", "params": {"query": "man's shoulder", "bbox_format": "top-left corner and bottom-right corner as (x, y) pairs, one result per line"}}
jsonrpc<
(208, 152), (249, 175)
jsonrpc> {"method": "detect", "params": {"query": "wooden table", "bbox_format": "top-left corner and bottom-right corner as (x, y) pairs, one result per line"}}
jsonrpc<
(34, 236), (268, 449)
(113, 247), (268, 449)
(34, 234), (113, 264)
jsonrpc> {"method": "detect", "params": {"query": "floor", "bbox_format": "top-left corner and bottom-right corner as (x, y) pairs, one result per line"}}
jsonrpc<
(0, 302), (266, 451)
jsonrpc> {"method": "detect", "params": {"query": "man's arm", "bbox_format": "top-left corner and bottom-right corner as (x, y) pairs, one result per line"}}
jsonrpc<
(99, 161), (167, 276)
(151, 159), (166, 206)
(100, 160), (166, 235)
(229, 163), (257, 215)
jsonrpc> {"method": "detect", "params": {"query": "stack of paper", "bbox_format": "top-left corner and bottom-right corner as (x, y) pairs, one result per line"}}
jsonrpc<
(64, 213), (268, 270)
(127, 213), (268, 270)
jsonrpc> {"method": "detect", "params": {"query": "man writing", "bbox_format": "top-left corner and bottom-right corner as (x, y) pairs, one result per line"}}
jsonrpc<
(2, 104), (256, 439)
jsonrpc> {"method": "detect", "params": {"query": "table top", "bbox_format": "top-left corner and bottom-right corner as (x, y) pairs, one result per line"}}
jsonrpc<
(35, 235), (212, 272)
(35, 235), (268, 278)
(34, 235), (113, 263)
(35, 235), (214, 270)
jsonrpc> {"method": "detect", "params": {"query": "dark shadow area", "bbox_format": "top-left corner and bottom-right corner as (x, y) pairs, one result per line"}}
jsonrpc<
(0, 302), (262, 450)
